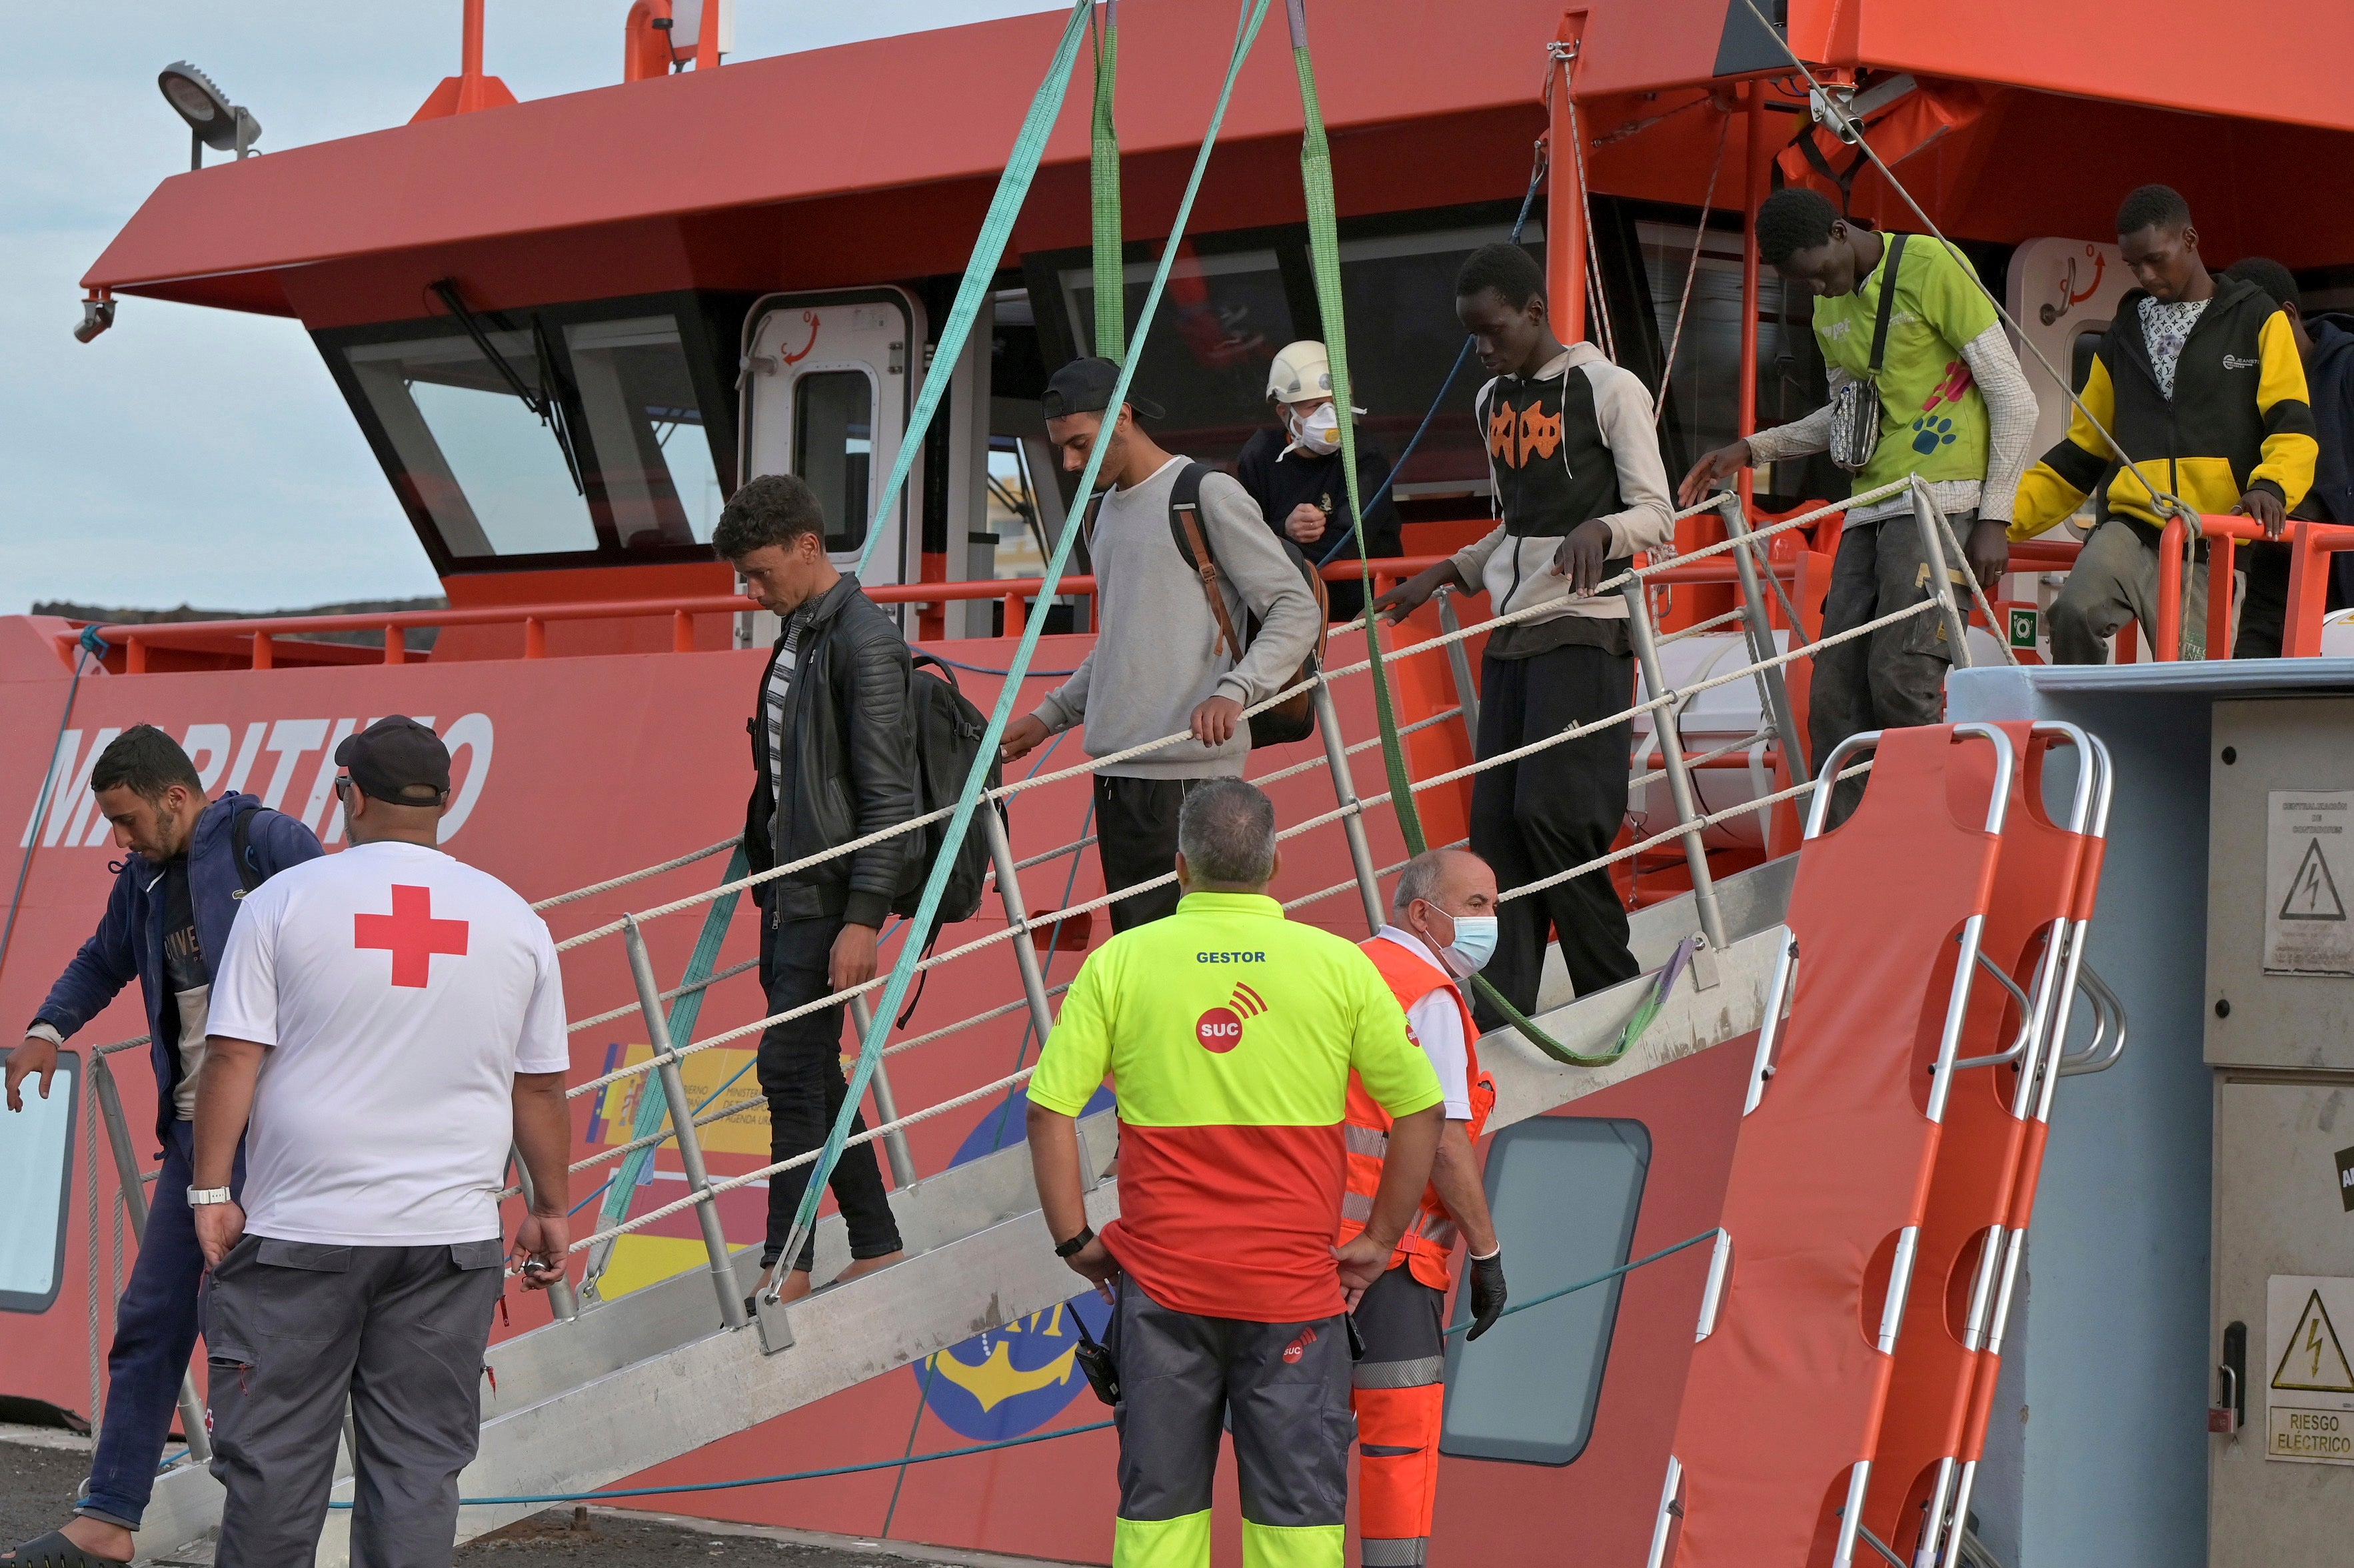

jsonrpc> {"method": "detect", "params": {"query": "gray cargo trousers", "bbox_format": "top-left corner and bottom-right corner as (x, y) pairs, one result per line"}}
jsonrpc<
(1811, 510), (1973, 824)
(1106, 1276), (1355, 1566)
(203, 1235), (505, 1568)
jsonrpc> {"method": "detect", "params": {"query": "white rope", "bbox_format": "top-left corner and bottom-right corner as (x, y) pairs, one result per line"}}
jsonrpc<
(1933, 501), (2023, 669)
(1656, 108), (1732, 425)
(568, 1063), (1047, 1254)
(552, 481), (1901, 956)
(566, 956), (762, 1037)
(1658, 605), (1752, 646)
(560, 590), (1929, 1102)
(531, 836), (736, 912)
(1280, 839), (1469, 915)
(1498, 758), (1873, 904)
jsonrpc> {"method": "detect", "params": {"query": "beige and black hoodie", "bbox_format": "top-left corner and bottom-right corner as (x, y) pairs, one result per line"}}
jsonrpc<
(1448, 342), (1677, 630)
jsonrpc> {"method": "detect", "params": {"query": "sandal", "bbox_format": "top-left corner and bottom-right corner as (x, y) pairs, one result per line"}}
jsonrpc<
(3, 1531), (132, 1567)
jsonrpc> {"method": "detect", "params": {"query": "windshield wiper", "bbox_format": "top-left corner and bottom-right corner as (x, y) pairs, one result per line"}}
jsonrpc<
(429, 277), (585, 496)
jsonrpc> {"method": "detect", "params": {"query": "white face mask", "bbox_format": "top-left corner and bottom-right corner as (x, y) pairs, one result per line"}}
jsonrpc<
(1285, 402), (1342, 456)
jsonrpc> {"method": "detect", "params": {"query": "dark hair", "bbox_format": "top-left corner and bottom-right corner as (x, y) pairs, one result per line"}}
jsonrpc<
(89, 724), (203, 806)
(1177, 778), (1278, 889)
(2224, 257), (2301, 313)
(2117, 184), (2192, 237)
(713, 473), (827, 561)
(1454, 243), (1546, 310)
(1756, 187), (1841, 267)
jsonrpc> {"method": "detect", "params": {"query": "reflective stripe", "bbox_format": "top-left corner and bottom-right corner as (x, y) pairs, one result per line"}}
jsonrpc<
(1116, 1510), (1212, 1568)
(1354, 1355), (1446, 1389)
(1414, 1215), (1458, 1249)
(1344, 1124), (1390, 1158)
(1340, 1189), (1375, 1222)
(1238, 1520), (1346, 1568)
(1361, 1538), (1429, 1566)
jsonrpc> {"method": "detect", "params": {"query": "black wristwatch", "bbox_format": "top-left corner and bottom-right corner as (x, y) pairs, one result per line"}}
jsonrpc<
(1054, 1225), (1096, 1258)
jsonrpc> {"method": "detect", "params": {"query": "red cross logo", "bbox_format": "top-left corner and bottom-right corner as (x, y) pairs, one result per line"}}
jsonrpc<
(353, 884), (470, 988)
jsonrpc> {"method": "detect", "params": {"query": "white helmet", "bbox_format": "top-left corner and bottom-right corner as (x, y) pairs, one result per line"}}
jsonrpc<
(1266, 341), (1334, 404)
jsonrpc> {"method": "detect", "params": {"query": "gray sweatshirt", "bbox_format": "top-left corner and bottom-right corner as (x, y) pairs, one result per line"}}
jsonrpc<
(1034, 455), (1320, 779)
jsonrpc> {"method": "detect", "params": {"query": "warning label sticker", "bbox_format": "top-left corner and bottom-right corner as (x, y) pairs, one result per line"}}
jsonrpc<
(2265, 792), (2354, 977)
(2266, 1276), (2354, 1465)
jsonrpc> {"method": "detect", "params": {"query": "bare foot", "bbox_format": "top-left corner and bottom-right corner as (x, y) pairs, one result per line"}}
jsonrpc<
(832, 1250), (906, 1285)
(750, 1265), (812, 1307)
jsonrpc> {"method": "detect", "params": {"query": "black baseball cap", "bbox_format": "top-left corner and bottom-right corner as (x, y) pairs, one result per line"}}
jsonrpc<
(335, 716), (450, 806)
(1041, 357), (1164, 422)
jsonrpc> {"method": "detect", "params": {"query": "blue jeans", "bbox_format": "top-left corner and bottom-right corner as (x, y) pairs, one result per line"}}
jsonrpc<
(79, 1122), (243, 1531)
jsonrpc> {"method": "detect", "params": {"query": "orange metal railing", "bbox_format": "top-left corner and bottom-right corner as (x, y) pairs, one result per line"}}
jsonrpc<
(61, 558), (1453, 673)
(2155, 514), (2354, 660)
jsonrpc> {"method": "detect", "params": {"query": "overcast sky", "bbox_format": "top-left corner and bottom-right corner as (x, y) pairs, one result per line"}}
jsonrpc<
(1, 1), (1063, 614)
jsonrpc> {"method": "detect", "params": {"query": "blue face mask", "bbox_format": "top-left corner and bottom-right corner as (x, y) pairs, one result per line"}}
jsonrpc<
(1436, 911), (1498, 978)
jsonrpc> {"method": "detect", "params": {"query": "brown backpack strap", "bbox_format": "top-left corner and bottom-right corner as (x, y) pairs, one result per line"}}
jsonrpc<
(1168, 464), (1246, 660)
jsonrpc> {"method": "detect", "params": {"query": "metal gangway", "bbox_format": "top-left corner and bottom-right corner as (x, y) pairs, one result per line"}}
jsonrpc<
(68, 471), (2026, 1563)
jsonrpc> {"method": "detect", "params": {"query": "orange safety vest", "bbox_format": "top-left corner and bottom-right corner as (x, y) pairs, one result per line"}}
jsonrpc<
(1339, 933), (1496, 1292)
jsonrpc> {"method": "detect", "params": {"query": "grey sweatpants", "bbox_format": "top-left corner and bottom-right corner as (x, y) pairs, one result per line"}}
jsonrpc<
(1105, 1275), (1354, 1566)
(1810, 510), (1970, 824)
(203, 1235), (505, 1568)
(2048, 516), (2217, 663)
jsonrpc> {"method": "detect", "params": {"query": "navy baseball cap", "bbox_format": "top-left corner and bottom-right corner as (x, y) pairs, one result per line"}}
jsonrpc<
(336, 716), (450, 805)
(1042, 357), (1164, 422)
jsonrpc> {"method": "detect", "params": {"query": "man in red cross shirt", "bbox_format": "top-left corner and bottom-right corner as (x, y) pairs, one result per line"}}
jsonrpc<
(189, 716), (573, 1567)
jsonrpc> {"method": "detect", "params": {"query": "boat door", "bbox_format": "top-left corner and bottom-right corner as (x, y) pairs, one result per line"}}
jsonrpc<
(738, 287), (926, 608)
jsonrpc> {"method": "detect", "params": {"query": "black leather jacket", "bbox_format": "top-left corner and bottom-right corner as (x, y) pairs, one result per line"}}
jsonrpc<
(743, 576), (916, 929)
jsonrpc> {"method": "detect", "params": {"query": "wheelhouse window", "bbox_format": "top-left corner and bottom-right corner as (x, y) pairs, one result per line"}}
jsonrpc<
(1060, 249), (1297, 468)
(792, 370), (875, 554)
(321, 293), (744, 573)
(1440, 1116), (1651, 1465)
(345, 332), (595, 558)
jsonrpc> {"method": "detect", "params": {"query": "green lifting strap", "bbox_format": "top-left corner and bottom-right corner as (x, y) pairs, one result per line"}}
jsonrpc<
(594, 846), (750, 1242)
(778, 0), (1281, 1280)
(1284, 0), (1626, 1068)
(853, 0), (1096, 576)
(1090, 0), (1125, 361)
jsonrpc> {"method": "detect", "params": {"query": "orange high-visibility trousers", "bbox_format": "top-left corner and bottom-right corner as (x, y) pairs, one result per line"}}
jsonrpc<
(1352, 1264), (1448, 1566)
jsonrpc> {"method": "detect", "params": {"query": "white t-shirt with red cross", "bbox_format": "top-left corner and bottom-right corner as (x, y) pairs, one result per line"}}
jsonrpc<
(208, 839), (571, 1245)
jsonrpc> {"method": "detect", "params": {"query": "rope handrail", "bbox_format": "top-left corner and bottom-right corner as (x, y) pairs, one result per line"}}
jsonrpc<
(549, 479), (1898, 956)
(557, 593), (1928, 1102)
(531, 836), (736, 913)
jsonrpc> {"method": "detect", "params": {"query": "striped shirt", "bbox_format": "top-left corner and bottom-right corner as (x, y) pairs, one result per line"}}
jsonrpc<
(764, 610), (810, 826)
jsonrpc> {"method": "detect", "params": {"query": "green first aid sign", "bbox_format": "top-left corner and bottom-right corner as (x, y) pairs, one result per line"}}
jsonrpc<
(2009, 607), (2039, 649)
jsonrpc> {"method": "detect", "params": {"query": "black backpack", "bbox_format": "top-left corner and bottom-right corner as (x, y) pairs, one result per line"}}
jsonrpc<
(891, 652), (1003, 934)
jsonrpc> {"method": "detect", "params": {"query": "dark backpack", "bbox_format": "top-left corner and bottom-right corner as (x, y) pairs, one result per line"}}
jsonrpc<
(1090, 461), (1331, 748)
(229, 803), (271, 898)
(891, 653), (1003, 934)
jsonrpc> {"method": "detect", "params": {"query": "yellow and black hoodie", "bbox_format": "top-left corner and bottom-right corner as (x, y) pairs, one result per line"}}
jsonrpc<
(2011, 275), (2317, 542)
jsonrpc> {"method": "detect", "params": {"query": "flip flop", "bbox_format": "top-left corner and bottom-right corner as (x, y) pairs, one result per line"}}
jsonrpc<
(3, 1531), (132, 1568)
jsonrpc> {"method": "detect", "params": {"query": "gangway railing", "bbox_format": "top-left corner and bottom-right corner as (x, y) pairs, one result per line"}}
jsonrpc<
(2153, 513), (2354, 661)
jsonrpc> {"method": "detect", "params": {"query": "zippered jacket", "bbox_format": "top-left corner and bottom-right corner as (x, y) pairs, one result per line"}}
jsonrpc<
(33, 793), (322, 1138)
(2012, 275), (2317, 539)
(1448, 343), (1676, 625)
(742, 576), (918, 930)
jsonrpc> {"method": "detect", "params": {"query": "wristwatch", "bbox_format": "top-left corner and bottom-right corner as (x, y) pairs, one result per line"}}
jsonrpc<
(187, 1186), (234, 1207)
(1054, 1225), (1096, 1258)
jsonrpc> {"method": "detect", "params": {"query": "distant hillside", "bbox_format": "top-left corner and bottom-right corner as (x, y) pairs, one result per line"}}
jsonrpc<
(34, 596), (449, 650)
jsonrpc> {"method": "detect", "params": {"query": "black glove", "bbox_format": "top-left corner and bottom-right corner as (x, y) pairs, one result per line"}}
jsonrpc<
(1465, 1250), (1507, 1341)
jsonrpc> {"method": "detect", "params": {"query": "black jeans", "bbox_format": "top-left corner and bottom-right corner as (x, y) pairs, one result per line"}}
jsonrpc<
(1093, 775), (1210, 934)
(1469, 644), (1640, 1023)
(757, 911), (904, 1273)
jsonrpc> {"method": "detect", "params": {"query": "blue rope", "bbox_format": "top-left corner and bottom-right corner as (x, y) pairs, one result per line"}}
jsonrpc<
(1313, 146), (1550, 570)
(1442, 1228), (1720, 1339)
(329, 1418), (1116, 1509)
